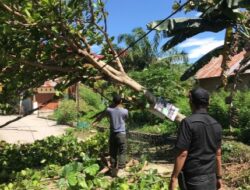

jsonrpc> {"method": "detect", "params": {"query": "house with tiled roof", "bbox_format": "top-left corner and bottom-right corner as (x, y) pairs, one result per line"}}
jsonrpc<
(33, 80), (59, 111)
(195, 50), (250, 91)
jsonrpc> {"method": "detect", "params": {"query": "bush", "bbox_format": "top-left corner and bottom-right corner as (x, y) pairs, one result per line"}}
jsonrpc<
(238, 126), (250, 144)
(175, 96), (191, 116)
(79, 85), (105, 112)
(134, 121), (178, 135)
(209, 90), (230, 128)
(54, 99), (77, 124)
(234, 91), (250, 130)
(222, 141), (250, 163)
(208, 90), (250, 142)
(0, 131), (108, 182)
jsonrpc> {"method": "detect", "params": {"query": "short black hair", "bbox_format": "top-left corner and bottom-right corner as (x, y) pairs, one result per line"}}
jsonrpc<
(112, 94), (122, 105)
(190, 87), (209, 107)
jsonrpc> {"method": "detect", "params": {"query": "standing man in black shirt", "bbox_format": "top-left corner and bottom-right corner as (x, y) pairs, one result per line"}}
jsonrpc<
(169, 87), (223, 190)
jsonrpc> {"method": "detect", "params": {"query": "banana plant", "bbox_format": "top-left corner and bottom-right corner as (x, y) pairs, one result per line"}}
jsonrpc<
(148, 0), (250, 80)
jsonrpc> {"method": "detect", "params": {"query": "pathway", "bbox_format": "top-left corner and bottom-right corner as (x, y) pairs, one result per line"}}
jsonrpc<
(0, 114), (69, 144)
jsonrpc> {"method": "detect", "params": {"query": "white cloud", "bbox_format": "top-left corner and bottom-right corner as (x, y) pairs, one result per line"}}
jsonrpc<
(178, 37), (224, 59)
(195, 12), (202, 17)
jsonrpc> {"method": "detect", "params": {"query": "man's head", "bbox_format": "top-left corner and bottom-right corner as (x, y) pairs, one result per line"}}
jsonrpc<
(112, 94), (122, 106)
(189, 87), (210, 109)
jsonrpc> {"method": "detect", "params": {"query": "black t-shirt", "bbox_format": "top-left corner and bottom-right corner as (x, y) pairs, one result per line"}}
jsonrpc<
(176, 108), (222, 176)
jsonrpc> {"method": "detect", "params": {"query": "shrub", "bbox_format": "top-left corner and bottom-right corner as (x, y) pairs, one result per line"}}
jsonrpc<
(134, 121), (178, 135)
(222, 141), (250, 163)
(54, 99), (77, 124)
(175, 96), (191, 116)
(238, 124), (250, 144)
(0, 131), (108, 182)
(234, 91), (250, 130)
(209, 90), (230, 128)
(79, 85), (105, 112)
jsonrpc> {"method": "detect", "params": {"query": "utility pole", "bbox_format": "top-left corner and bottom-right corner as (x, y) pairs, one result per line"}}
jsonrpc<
(76, 82), (80, 127)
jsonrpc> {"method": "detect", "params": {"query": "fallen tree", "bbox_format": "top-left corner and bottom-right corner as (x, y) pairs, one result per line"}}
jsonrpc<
(0, 0), (185, 122)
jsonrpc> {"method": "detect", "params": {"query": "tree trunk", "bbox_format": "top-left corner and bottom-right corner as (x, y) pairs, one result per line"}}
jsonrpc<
(80, 47), (186, 123)
(112, 72), (186, 123)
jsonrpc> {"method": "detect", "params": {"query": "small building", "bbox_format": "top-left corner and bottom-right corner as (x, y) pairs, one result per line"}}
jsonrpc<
(33, 80), (59, 111)
(195, 51), (250, 92)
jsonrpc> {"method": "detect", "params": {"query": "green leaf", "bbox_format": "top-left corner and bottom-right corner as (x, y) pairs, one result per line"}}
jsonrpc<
(79, 179), (88, 188)
(67, 172), (78, 186)
(84, 164), (99, 176)
(24, 9), (31, 18)
(120, 183), (129, 190)
(40, 159), (46, 164)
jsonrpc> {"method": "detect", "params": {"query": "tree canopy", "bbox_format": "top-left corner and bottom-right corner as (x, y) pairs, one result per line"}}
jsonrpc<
(0, 0), (144, 98)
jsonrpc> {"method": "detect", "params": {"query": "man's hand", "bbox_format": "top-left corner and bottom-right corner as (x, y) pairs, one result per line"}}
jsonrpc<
(169, 177), (178, 190)
(217, 179), (223, 190)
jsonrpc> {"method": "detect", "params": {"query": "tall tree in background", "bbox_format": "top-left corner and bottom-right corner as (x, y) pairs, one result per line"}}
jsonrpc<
(118, 27), (188, 71)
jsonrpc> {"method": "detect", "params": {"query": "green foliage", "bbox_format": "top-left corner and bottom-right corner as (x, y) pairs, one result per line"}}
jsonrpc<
(209, 90), (230, 128)
(129, 63), (193, 103)
(122, 63), (193, 134)
(133, 121), (177, 135)
(58, 160), (107, 190)
(0, 159), (170, 190)
(110, 169), (169, 190)
(0, 101), (18, 115)
(0, 129), (172, 190)
(222, 141), (250, 163)
(79, 85), (105, 112)
(0, 0), (114, 100)
(0, 131), (108, 182)
(54, 99), (77, 124)
(208, 90), (250, 143)
(118, 27), (188, 71)
(54, 84), (105, 124)
(175, 96), (191, 116)
(118, 27), (158, 71)
(234, 91), (250, 129)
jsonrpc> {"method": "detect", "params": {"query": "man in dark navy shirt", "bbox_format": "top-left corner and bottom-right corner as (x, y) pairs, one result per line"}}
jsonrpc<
(169, 87), (223, 190)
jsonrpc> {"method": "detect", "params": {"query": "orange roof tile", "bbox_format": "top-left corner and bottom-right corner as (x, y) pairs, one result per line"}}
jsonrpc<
(195, 51), (248, 79)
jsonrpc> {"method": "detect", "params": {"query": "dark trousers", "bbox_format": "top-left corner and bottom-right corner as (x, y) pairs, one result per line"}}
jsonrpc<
(109, 133), (127, 169)
(179, 173), (216, 190)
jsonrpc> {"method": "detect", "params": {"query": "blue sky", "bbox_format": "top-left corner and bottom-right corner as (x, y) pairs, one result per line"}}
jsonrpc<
(104, 0), (225, 63)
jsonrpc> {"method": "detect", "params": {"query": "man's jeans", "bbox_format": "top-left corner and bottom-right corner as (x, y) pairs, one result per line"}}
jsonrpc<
(109, 133), (127, 169)
(179, 173), (217, 190)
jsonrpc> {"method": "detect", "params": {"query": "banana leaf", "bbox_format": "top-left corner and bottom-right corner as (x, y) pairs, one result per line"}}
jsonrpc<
(147, 0), (248, 51)
(162, 19), (231, 51)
